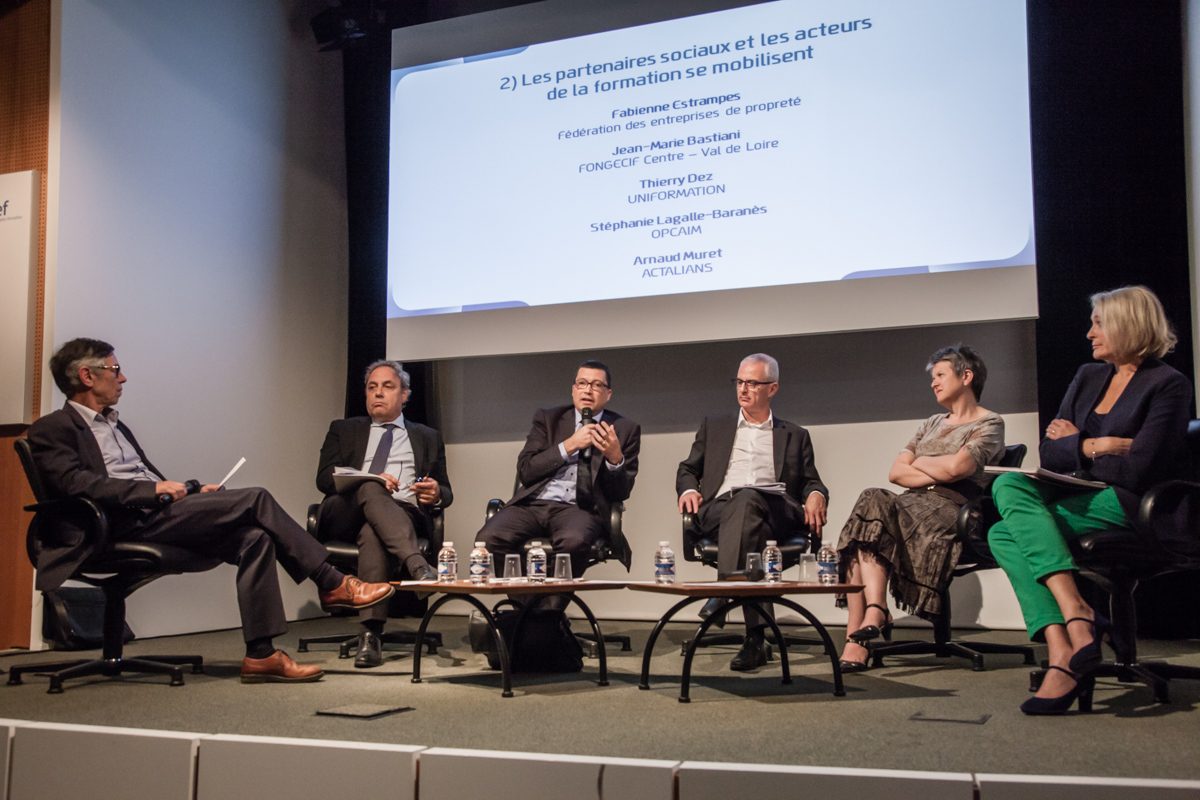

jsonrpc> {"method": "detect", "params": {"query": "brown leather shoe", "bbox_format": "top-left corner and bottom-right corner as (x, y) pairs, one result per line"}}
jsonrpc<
(318, 575), (395, 611)
(240, 650), (324, 684)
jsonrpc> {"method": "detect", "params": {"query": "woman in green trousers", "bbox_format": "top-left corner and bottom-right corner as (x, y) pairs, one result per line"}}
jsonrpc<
(988, 286), (1191, 715)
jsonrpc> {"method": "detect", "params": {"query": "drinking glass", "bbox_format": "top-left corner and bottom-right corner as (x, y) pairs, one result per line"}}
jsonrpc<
(502, 554), (522, 581)
(799, 553), (818, 583)
(553, 553), (573, 581)
(744, 552), (764, 581)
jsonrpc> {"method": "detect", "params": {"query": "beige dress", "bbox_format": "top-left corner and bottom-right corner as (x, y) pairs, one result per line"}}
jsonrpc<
(835, 412), (1005, 618)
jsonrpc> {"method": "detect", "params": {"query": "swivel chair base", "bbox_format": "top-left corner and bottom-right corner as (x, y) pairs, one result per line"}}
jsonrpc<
(871, 636), (1036, 672)
(298, 629), (443, 658)
(7, 654), (203, 694)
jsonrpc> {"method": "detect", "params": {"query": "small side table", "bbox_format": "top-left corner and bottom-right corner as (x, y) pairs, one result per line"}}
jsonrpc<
(628, 581), (863, 702)
(403, 579), (627, 697)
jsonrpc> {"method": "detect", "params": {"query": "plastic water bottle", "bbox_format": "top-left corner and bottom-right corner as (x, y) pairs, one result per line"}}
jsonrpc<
(816, 542), (838, 585)
(437, 541), (457, 583)
(469, 541), (492, 584)
(654, 541), (676, 584)
(527, 541), (547, 583)
(763, 540), (783, 583)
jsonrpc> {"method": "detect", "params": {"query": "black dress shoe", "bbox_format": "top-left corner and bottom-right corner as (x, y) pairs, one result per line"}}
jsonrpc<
(411, 563), (437, 582)
(698, 597), (730, 628)
(354, 630), (383, 669)
(730, 636), (768, 672)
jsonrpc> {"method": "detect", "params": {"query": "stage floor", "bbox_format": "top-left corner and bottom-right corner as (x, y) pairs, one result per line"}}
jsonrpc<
(1, 616), (1197, 780)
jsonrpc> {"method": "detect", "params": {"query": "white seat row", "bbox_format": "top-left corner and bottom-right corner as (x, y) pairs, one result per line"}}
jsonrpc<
(0, 719), (1195, 800)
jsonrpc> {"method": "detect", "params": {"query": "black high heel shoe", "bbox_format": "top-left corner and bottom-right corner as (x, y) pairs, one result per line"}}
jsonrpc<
(840, 639), (871, 673)
(1020, 665), (1095, 715)
(848, 603), (894, 643)
(1066, 613), (1111, 675)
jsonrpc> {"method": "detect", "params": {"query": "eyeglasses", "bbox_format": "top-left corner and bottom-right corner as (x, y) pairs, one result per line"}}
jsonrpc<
(573, 379), (610, 391)
(91, 364), (122, 377)
(732, 378), (775, 390)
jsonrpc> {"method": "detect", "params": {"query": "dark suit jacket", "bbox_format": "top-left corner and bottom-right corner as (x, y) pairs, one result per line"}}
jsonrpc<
(508, 405), (640, 532)
(315, 416), (453, 511)
(676, 413), (829, 510)
(1041, 359), (1192, 543)
(26, 403), (167, 590)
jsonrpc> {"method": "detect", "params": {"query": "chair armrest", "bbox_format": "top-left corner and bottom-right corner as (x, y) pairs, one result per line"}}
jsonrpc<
(306, 503), (321, 537)
(806, 527), (822, 553)
(25, 495), (110, 566)
(608, 502), (631, 571)
(680, 512), (705, 561)
(1138, 479), (1200, 522)
(1136, 479), (1200, 555)
(485, 498), (504, 524)
(428, 506), (446, 554)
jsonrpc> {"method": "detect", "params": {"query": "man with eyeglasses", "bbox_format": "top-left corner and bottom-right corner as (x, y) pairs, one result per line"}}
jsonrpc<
(676, 353), (828, 671)
(478, 359), (640, 580)
(314, 359), (452, 668)
(27, 338), (396, 684)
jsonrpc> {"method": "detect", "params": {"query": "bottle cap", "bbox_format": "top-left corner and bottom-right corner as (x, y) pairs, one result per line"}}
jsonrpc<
(474, 541), (485, 547)
(531, 541), (542, 547)
(444, 542), (454, 548)
(766, 540), (777, 546)
(659, 541), (670, 547)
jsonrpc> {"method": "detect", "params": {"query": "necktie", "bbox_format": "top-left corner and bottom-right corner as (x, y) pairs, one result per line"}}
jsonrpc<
(576, 420), (595, 512)
(368, 424), (397, 474)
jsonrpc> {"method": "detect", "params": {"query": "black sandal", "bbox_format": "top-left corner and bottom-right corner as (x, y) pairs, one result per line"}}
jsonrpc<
(848, 603), (894, 643)
(840, 639), (871, 673)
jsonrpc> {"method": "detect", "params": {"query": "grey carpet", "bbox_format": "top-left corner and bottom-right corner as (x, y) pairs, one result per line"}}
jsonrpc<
(1, 617), (1197, 780)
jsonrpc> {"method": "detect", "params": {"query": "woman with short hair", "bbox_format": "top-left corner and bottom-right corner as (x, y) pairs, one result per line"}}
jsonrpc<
(989, 285), (1191, 715)
(837, 344), (1006, 671)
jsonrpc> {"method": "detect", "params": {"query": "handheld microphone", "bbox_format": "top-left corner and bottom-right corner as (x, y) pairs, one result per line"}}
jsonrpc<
(580, 407), (594, 460)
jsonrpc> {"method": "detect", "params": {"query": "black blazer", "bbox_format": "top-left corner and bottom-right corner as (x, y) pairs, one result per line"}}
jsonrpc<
(26, 403), (167, 590)
(1041, 359), (1192, 540)
(676, 413), (829, 509)
(507, 404), (640, 532)
(315, 416), (453, 510)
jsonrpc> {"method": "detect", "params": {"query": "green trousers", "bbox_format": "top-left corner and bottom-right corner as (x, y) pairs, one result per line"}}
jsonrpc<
(987, 472), (1129, 639)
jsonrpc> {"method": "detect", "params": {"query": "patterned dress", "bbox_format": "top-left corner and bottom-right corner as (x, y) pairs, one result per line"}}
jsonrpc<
(836, 412), (1005, 618)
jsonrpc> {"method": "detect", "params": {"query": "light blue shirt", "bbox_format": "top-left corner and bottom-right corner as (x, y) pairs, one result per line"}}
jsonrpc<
(535, 409), (623, 504)
(69, 400), (162, 482)
(362, 415), (417, 504)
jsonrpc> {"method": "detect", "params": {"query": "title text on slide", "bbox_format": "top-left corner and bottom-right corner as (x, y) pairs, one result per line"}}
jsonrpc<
(497, 18), (872, 101)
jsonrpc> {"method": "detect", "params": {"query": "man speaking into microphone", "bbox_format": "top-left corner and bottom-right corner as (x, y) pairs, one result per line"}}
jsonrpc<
(478, 360), (640, 580)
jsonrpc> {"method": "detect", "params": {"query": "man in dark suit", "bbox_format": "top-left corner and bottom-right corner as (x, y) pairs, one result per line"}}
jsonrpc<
(315, 359), (453, 667)
(479, 360), (640, 581)
(27, 338), (395, 683)
(677, 353), (829, 670)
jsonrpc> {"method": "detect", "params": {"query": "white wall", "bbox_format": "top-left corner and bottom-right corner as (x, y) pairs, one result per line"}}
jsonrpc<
(443, 412), (1039, 629)
(44, 0), (348, 637)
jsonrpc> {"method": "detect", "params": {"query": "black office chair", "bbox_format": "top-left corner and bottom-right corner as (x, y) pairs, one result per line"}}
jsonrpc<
(7, 439), (219, 693)
(297, 500), (445, 657)
(1046, 420), (1200, 703)
(484, 478), (633, 656)
(868, 444), (1037, 670)
(680, 502), (823, 656)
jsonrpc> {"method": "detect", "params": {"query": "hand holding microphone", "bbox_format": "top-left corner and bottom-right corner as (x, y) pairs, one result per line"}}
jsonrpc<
(580, 407), (594, 459)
